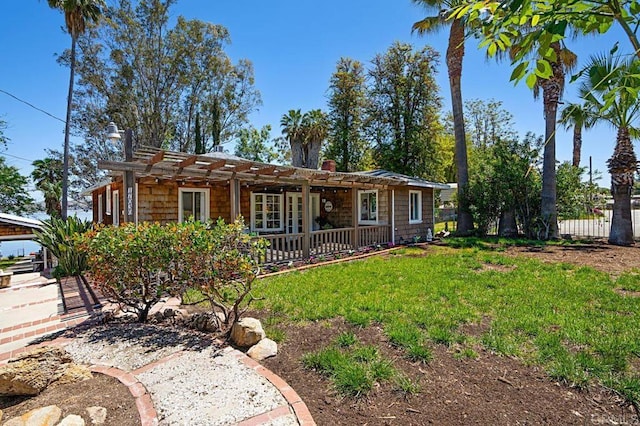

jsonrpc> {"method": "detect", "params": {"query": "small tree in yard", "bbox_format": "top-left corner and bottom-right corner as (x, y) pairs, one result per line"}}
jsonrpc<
(172, 219), (267, 336)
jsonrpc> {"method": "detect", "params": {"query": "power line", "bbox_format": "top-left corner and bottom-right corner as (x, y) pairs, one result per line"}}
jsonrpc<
(0, 151), (34, 163)
(0, 88), (66, 124)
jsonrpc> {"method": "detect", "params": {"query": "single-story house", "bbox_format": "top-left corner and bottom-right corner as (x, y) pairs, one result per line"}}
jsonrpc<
(90, 147), (449, 263)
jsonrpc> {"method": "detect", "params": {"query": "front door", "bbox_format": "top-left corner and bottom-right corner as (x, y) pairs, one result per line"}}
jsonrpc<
(286, 193), (320, 234)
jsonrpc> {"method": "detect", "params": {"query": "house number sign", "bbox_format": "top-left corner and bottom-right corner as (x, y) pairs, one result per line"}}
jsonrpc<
(324, 200), (333, 212)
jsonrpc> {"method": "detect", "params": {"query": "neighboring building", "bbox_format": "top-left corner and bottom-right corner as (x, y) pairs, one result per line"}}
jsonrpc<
(89, 148), (449, 263)
(436, 182), (457, 223)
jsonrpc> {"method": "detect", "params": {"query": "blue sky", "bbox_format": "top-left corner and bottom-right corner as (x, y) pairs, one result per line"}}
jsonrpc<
(0, 0), (631, 191)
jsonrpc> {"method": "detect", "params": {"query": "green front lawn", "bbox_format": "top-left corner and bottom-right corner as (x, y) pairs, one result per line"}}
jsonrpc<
(254, 244), (640, 404)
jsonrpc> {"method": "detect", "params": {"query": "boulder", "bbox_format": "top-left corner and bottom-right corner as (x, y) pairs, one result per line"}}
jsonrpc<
(184, 312), (224, 332)
(58, 414), (85, 426)
(86, 406), (107, 425)
(247, 338), (278, 361)
(56, 364), (93, 385)
(0, 408), (3, 423)
(230, 318), (265, 347)
(0, 346), (91, 396)
(3, 405), (62, 426)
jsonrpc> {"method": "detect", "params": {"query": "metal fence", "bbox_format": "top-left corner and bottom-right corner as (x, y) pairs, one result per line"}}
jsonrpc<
(436, 208), (640, 239)
(559, 208), (640, 239)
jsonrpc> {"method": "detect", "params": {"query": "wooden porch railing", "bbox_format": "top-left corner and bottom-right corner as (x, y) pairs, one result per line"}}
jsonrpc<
(311, 228), (353, 255)
(256, 233), (305, 263)
(358, 225), (390, 248)
(255, 225), (391, 264)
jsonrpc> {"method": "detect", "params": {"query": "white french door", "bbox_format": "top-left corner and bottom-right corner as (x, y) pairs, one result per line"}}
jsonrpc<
(286, 193), (320, 234)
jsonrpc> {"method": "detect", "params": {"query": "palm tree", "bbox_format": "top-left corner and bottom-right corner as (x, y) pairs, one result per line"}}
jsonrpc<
(281, 109), (305, 167)
(32, 157), (63, 217)
(559, 103), (595, 168)
(47, 0), (105, 219)
(302, 109), (329, 169)
(532, 42), (577, 239)
(412, 0), (474, 235)
(579, 54), (640, 245)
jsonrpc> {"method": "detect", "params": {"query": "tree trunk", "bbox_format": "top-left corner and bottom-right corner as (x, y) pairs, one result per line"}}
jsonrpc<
(290, 138), (305, 167)
(608, 127), (636, 246)
(539, 42), (563, 239)
(306, 138), (323, 169)
(61, 35), (77, 220)
(447, 19), (474, 235)
(498, 209), (518, 237)
(572, 126), (582, 168)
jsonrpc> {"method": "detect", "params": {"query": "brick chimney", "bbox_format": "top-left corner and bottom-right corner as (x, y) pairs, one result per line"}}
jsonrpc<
(321, 160), (336, 172)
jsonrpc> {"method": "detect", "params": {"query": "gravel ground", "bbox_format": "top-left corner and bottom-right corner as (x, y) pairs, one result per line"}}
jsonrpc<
(137, 346), (294, 426)
(63, 323), (297, 426)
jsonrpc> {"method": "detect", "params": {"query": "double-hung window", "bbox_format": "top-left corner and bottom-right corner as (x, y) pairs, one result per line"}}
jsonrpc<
(251, 193), (283, 232)
(179, 188), (209, 222)
(409, 190), (422, 224)
(358, 190), (378, 224)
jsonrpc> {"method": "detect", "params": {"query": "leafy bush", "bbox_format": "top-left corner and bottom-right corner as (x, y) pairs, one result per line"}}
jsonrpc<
(80, 222), (179, 322)
(33, 216), (92, 278)
(80, 219), (266, 327)
(170, 219), (267, 334)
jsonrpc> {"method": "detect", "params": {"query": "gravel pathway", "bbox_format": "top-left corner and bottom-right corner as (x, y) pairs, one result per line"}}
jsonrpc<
(62, 323), (300, 425)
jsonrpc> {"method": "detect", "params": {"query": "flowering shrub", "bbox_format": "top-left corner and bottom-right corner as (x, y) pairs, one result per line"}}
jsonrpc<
(80, 218), (266, 328)
(171, 219), (267, 335)
(80, 222), (180, 322)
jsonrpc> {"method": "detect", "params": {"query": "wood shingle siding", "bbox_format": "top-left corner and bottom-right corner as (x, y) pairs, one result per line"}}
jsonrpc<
(392, 187), (434, 244)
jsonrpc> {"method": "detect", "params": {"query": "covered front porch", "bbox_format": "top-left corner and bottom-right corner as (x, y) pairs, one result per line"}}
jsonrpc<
(95, 148), (440, 264)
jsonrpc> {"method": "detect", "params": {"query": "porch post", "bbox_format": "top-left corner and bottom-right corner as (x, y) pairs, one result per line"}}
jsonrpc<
(352, 188), (359, 249)
(123, 129), (136, 224)
(302, 182), (310, 258)
(391, 188), (395, 245)
(230, 178), (240, 221)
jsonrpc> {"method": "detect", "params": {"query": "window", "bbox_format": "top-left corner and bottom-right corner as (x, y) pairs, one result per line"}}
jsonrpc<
(358, 190), (378, 224)
(409, 190), (422, 224)
(251, 193), (283, 232)
(179, 188), (209, 222)
(97, 194), (103, 223)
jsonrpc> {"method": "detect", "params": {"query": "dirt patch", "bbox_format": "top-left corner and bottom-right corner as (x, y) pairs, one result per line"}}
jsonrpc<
(261, 318), (635, 425)
(503, 241), (640, 278)
(0, 373), (140, 425)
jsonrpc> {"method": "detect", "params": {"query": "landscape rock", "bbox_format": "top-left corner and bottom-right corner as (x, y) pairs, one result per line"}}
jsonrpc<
(184, 312), (223, 332)
(58, 414), (85, 426)
(3, 405), (62, 426)
(247, 338), (278, 361)
(0, 346), (91, 396)
(230, 318), (265, 347)
(0, 408), (3, 423)
(56, 364), (93, 386)
(86, 406), (107, 425)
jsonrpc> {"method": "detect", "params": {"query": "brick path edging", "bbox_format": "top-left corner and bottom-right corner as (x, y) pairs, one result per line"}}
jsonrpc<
(234, 349), (316, 426)
(90, 364), (159, 426)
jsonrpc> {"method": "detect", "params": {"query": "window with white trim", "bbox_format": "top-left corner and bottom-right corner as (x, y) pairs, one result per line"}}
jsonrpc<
(409, 190), (422, 224)
(178, 188), (210, 222)
(251, 193), (283, 232)
(358, 190), (378, 224)
(97, 194), (104, 223)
